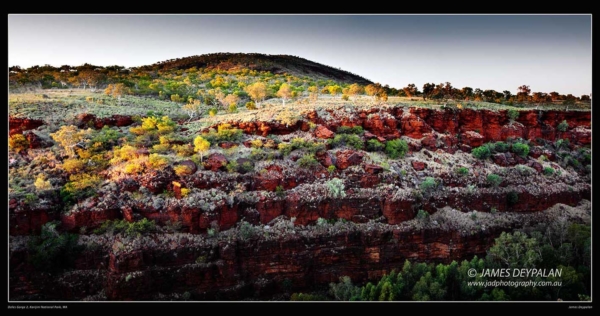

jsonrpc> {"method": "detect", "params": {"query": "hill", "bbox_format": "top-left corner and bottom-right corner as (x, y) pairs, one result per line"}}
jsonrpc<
(138, 53), (372, 85)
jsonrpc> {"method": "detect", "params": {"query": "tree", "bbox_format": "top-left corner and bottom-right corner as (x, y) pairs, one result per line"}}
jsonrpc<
(193, 136), (210, 162)
(327, 85), (342, 99)
(580, 94), (591, 102)
(549, 92), (560, 101)
(517, 85), (531, 103)
(182, 100), (203, 122)
(403, 84), (418, 98)
(244, 82), (267, 107)
(461, 87), (473, 100)
(276, 83), (292, 106)
(104, 83), (130, 103)
(502, 90), (512, 101)
(308, 86), (319, 102)
(50, 125), (91, 157)
(422, 83), (435, 100)
(365, 83), (387, 102)
(223, 94), (240, 107)
(346, 83), (364, 101)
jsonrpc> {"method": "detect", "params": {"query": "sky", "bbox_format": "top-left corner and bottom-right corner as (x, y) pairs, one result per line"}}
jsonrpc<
(8, 14), (592, 96)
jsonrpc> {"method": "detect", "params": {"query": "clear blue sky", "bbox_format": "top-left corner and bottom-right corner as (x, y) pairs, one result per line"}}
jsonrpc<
(8, 14), (591, 96)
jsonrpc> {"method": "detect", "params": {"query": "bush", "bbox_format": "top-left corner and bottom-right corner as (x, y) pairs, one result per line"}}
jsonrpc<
(228, 103), (238, 113)
(456, 167), (469, 176)
(326, 178), (346, 198)
(507, 191), (519, 205)
(366, 139), (385, 152)
(34, 174), (52, 191)
(93, 218), (156, 237)
(245, 101), (256, 110)
(416, 209), (429, 221)
(250, 139), (263, 148)
(507, 109), (519, 121)
(385, 139), (408, 159)
(238, 221), (258, 240)
(472, 144), (492, 160)
(275, 185), (285, 197)
(511, 142), (530, 157)
(420, 177), (438, 196)
(208, 108), (218, 116)
(327, 165), (336, 174)
(9, 134), (30, 153)
(557, 120), (569, 132)
(63, 158), (86, 173)
(341, 94), (349, 101)
(297, 154), (319, 169)
(148, 154), (169, 169)
(174, 164), (194, 176)
(487, 174), (502, 187)
(337, 126), (364, 135)
(543, 167), (555, 176)
(28, 221), (81, 272)
(329, 134), (364, 150)
(493, 141), (509, 153)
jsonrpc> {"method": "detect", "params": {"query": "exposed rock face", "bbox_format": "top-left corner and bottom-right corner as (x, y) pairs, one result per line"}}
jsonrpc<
(75, 113), (134, 129)
(9, 117), (44, 135)
(335, 150), (364, 170)
(314, 125), (334, 139)
(139, 167), (176, 194)
(24, 131), (50, 149)
(203, 154), (228, 172)
(462, 131), (484, 147)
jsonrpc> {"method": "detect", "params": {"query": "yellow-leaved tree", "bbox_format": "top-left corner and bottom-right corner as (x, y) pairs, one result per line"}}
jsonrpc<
(193, 136), (210, 162)
(276, 83), (292, 106)
(244, 82), (267, 107)
(50, 125), (91, 157)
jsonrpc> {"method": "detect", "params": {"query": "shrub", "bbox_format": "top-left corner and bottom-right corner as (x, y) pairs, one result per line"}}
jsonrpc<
(34, 174), (52, 191)
(366, 139), (385, 152)
(327, 165), (336, 174)
(124, 161), (144, 174)
(326, 178), (346, 198)
(216, 123), (243, 142)
(151, 143), (171, 153)
(245, 101), (256, 110)
(9, 134), (29, 153)
(93, 218), (156, 237)
(63, 158), (86, 173)
(416, 209), (429, 221)
(472, 144), (492, 160)
(148, 154), (169, 169)
(337, 126), (364, 135)
(225, 160), (239, 173)
(297, 154), (319, 169)
(511, 142), (530, 157)
(290, 293), (328, 301)
(208, 108), (218, 116)
(228, 103), (238, 113)
(543, 167), (555, 176)
(493, 141), (509, 153)
(180, 188), (190, 197)
(385, 139), (409, 159)
(557, 120), (569, 132)
(487, 174), (502, 187)
(456, 167), (469, 176)
(341, 94), (349, 101)
(420, 177), (438, 196)
(238, 221), (257, 240)
(507, 191), (519, 205)
(28, 221), (81, 272)
(172, 144), (194, 157)
(329, 134), (364, 150)
(250, 139), (263, 148)
(174, 164), (194, 177)
(275, 185), (285, 197)
(507, 109), (519, 121)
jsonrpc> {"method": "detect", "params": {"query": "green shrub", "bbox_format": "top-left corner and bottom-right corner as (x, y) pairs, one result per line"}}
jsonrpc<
(420, 177), (438, 196)
(337, 126), (364, 135)
(93, 218), (156, 237)
(507, 109), (519, 121)
(511, 142), (530, 157)
(557, 120), (569, 132)
(245, 101), (256, 110)
(238, 221), (257, 240)
(326, 178), (346, 198)
(327, 165), (336, 174)
(487, 174), (502, 188)
(543, 167), (555, 176)
(456, 167), (469, 176)
(366, 139), (385, 152)
(507, 191), (519, 205)
(228, 103), (238, 113)
(28, 221), (81, 272)
(297, 154), (319, 169)
(493, 141), (509, 153)
(472, 144), (492, 160)
(208, 108), (218, 116)
(416, 209), (429, 221)
(329, 134), (364, 150)
(385, 139), (408, 159)
(275, 185), (285, 197)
